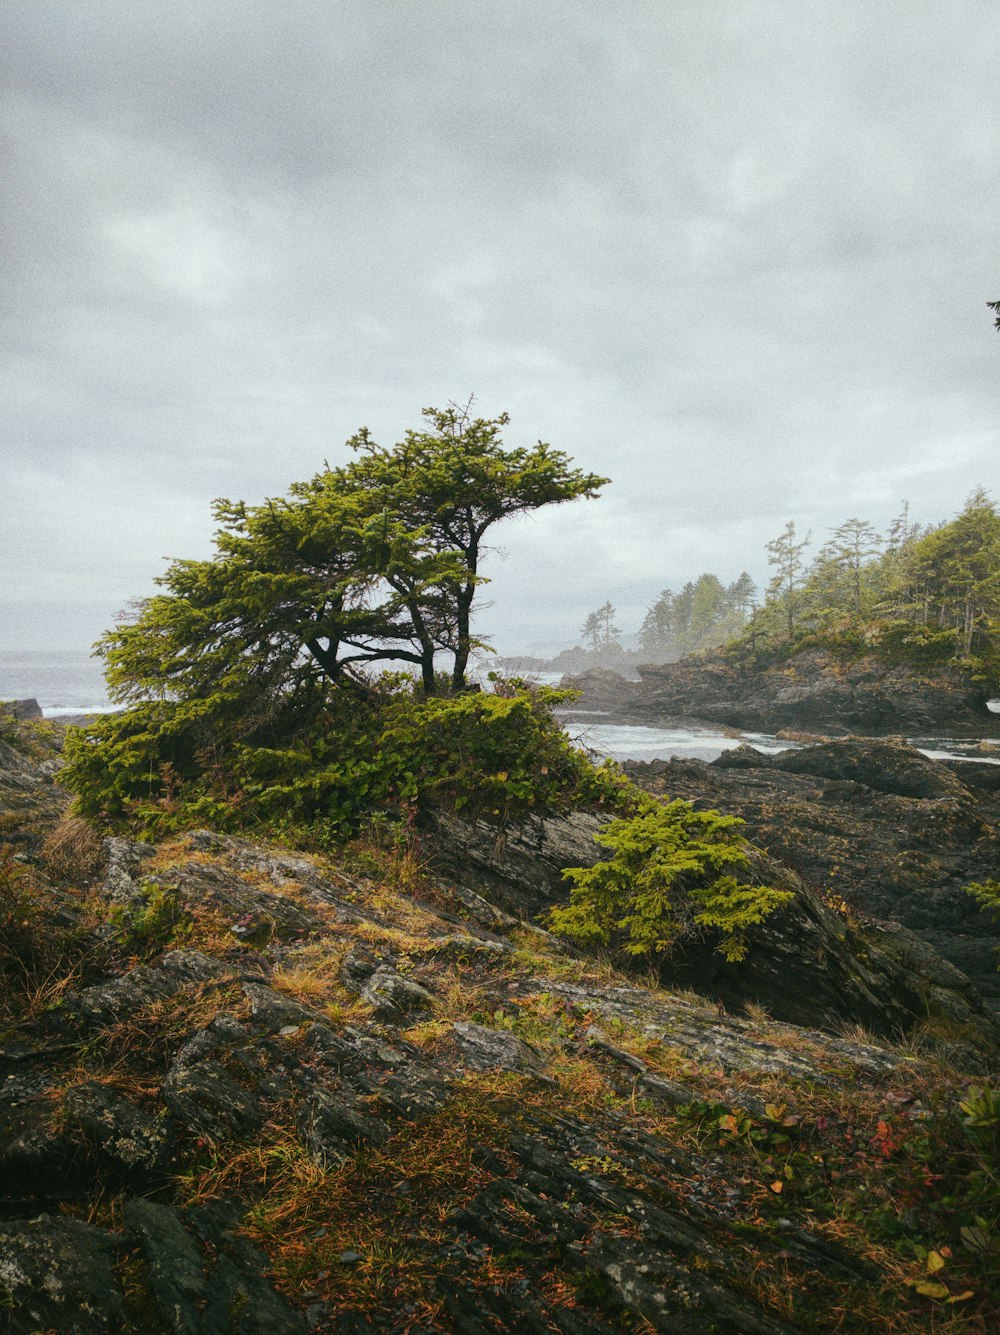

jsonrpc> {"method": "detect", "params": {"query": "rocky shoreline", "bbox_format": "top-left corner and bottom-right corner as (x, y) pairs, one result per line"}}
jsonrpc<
(563, 649), (1000, 738)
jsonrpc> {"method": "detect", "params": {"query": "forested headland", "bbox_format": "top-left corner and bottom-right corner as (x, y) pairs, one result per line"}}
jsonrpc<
(561, 489), (1000, 687)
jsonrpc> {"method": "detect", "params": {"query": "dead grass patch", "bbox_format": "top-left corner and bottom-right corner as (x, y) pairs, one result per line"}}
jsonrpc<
(42, 814), (105, 883)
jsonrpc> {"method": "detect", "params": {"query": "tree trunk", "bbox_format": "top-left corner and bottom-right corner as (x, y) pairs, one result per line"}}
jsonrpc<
(306, 637), (340, 683)
(452, 593), (472, 689)
(406, 601), (438, 694)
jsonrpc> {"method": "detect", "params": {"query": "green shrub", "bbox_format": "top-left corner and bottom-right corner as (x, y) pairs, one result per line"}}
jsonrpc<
(108, 880), (192, 960)
(549, 796), (793, 962)
(61, 679), (626, 846)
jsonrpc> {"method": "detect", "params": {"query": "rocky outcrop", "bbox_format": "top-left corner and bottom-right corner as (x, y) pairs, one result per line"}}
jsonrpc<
(3, 827), (937, 1334)
(3, 723), (1000, 1329)
(627, 738), (1000, 1006)
(0, 699), (43, 721)
(564, 649), (1000, 737)
(428, 805), (1000, 1059)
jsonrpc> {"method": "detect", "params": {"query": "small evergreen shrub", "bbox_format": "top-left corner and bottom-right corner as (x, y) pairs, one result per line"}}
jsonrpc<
(61, 680), (625, 846)
(108, 880), (192, 960)
(549, 796), (793, 962)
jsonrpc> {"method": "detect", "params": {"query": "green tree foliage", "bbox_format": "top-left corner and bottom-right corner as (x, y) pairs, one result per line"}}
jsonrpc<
(580, 601), (621, 654)
(62, 675), (623, 844)
(638, 588), (675, 659)
(636, 574), (754, 663)
(100, 404), (607, 706)
(549, 796), (792, 962)
(686, 574), (729, 651)
(63, 406), (613, 840)
(810, 519), (882, 616)
(740, 491), (1000, 682)
(728, 571), (757, 620)
(905, 490), (1000, 657)
(342, 404), (608, 689)
(966, 880), (1000, 945)
(764, 521), (811, 637)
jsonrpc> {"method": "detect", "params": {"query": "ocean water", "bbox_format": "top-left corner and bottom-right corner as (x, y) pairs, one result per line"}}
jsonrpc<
(563, 718), (795, 764)
(4, 651), (999, 767)
(0, 650), (114, 715)
(562, 713), (1000, 766)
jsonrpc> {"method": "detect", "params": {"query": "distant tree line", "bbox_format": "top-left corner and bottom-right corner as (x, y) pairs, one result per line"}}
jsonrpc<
(637, 573), (756, 661)
(747, 490), (1000, 675)
(569, 572), (758, 669)
(570, 489), (1000, 681)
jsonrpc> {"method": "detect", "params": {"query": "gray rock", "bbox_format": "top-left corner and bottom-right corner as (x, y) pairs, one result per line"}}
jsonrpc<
(451, 1021), (546, 1075)
(7, 698), (42, 721)
(0, 1214), (122, 1334)
(64, 1082), (173, 1174)
(125, 1198), (307, 1334)
(297, 1087), (390, 1166)
(241, 980), (320, 1032)
(360, 966), (435, 1018)
(102, 836), (156, 902)
(162, 1060), (265, 1144)
(339, 947), (381, 992)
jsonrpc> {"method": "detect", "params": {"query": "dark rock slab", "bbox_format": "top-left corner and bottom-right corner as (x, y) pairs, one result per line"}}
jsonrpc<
(0, 1214), (123, 1334)
(450, 1021), (547, 1075)
(64, 1081), (173, 1174)
(125, 1198), (307, 1334)
(629, 739), (1000, 1006)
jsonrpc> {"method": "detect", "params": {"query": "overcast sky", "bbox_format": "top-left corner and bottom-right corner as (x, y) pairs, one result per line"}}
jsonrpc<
(3, 1), (999, 656)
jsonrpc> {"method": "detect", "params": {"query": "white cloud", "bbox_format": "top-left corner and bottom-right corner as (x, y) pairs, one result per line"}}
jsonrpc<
(2, 0), (999, 652)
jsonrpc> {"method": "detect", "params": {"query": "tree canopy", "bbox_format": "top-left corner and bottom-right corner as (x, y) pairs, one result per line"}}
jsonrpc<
(101, 404), (608, 710)
(744, 491), (1000, 680)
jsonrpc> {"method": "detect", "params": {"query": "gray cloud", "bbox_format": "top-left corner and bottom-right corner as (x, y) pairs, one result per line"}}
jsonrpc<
(2, 0), (999, 654)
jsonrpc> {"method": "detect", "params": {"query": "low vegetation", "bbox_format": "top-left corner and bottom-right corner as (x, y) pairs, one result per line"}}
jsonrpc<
(549, 796), (792, 961)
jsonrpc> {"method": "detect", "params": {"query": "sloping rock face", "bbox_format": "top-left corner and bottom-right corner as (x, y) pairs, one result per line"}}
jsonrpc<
(3, 724), (1000, 1330)
(564, 649), (1000, 737)
(428, 807), (1000, 1059)
(1, 822), (928, 1335)
(0, 736), (66, 853)
(626, 739), (1000, 1007)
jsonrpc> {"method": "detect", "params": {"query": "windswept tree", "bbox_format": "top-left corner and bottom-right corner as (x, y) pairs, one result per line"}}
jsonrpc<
(342, 404), (608, 689)
(100, 405), (608, 707)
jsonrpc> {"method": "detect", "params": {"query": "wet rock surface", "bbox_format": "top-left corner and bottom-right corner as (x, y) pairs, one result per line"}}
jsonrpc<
(626, 737), (1000, 1005)
(2, 726), (999, 1331)
(565, 648), (1000, 737)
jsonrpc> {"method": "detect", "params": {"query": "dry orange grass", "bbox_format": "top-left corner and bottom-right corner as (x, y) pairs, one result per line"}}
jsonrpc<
(43, 814), (105, 883)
